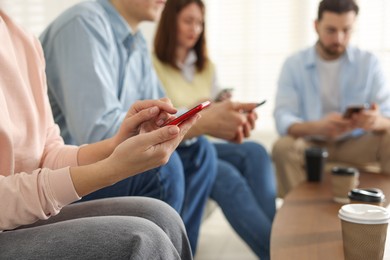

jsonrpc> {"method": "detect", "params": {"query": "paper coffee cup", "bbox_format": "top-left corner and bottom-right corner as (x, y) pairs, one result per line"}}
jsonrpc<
(339, 204), (390, 260)
(331, 167), (359, 204)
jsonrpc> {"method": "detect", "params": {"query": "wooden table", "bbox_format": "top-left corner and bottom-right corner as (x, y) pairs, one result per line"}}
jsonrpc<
(271, 171), (390, 260)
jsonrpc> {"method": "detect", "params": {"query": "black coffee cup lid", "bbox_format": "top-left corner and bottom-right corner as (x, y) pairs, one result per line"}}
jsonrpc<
(348, 188), (385, 203)
(305, 147), (328, 157)
(332, 167), (359, 176)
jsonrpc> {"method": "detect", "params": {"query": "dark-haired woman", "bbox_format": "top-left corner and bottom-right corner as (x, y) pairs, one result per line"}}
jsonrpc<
(153, 0), (276, 258)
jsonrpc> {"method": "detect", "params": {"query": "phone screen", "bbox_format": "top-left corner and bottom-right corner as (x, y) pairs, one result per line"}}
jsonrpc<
(163, 101), (211, 126)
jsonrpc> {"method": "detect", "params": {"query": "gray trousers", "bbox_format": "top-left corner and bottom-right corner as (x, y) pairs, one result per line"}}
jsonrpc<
(0, 197), (193, 260)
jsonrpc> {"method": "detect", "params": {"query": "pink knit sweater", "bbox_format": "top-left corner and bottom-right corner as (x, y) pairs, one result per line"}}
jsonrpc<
(0, 11), (80, 231)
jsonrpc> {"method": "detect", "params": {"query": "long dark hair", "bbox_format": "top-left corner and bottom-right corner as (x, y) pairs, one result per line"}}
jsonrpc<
(154, 0), (208, 71)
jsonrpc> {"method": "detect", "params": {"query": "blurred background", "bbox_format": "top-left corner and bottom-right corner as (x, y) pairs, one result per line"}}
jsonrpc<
(2, 1), (389, 258)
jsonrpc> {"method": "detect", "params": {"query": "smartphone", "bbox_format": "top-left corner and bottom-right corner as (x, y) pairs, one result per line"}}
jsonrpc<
(343, 104), (369, 119)
(256, 100), (267, 108)
(163, 101), (211, 126)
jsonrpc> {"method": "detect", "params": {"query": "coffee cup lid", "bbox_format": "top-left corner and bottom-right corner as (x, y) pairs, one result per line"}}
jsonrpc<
(332, 167), (359, 176)
(348, 188), (385, 203)
(338, 204), (390, 224)
(305, 147), (328, 157)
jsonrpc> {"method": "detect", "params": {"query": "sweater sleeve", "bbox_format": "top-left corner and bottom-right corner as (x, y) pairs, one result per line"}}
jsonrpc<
(32, 37), (81, 170)
(0, 167), (80, 231)
(0, 11), (81, 231)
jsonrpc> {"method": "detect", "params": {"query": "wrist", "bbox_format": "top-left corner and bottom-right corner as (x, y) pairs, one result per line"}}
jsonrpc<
(373, 116), (390, 132)
(106, 136), (118, 155)
(70, 160), (115, 197)
(185, 118), (205, 138)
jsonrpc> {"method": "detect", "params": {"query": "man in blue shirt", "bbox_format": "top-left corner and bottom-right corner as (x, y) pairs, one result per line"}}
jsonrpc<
(39, 0), (218, 254)
(273, 0), (390, 198)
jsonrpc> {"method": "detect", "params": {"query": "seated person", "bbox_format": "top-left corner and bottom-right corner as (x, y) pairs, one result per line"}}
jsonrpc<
(0, 9), (196, 259)
(39, 0), (217, 253)
(153, 0), (276, 258)
(272, 0), (390, 198)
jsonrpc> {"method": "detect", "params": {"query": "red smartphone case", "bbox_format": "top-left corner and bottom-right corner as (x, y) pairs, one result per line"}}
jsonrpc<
(163, 101), (211, 126)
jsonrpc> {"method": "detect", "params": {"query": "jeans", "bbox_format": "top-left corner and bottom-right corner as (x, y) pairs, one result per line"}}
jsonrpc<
(211, 141), (276, 260)
(79, 136), (217, 255)
(176, 136), (218, 254)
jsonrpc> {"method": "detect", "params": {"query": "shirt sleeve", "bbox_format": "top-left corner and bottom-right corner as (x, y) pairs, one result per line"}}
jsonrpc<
(41, 16), (126, 144)
(33, 37), (81, 169)
(142, 50), (166, 100)
(273, 57), (304, 136)
(368, 55), (390, 117)
(0, 34), (80, 231)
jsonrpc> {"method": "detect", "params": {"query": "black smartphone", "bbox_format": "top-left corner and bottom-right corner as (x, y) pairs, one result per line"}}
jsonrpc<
(256, 100), (266, 108)
(343, 104), (369, 119)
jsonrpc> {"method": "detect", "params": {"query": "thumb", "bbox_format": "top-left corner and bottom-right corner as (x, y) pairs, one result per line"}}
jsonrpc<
(138, 125), (180, 147)
(233, 102), (258, 112)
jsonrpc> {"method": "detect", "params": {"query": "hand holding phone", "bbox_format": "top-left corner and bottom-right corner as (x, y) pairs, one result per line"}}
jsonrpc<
(343, 104), (369, 119)
(163, 101), (211, 126)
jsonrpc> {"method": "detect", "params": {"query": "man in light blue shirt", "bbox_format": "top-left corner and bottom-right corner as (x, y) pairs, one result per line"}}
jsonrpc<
(40, 0), (217, 254)
(273, 0), (390, 197)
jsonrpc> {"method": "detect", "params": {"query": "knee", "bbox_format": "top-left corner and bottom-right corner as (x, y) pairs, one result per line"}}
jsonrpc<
(217, 165), (246, 191)
(196, 136), (218, 177)
(242, 141), (270, 160)
(127, 197), (187, 235)
(271, 136), (295, 160)
(115, 217), (180, 259)
(380, 131), (390, 152)
(197, 136), (217, 159)
(144, 198), (184, 225)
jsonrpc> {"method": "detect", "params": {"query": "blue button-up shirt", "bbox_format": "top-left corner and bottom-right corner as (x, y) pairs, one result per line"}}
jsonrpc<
(274, 45), (390, 136)
(40, 0), (165, 144)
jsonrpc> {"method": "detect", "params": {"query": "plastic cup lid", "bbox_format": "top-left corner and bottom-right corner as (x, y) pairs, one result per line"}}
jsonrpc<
(348, 188), (385, 202)
(338, 204), (390, 224)
(332, 167), (359, 176)
(305, 147), (328, 157)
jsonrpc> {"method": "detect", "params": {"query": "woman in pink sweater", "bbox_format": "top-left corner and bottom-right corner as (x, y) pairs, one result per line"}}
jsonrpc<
(0, 10), (194, 259)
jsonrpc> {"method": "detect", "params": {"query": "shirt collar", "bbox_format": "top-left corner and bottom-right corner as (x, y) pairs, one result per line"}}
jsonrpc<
(177, 50), (197, 69)
(304, 44), (354, 69)
(176, 50), (197, 82)
(97, 0), (146, 52)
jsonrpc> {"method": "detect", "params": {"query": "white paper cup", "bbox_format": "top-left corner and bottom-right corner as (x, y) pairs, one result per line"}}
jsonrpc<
(339, 204), (390, 260)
